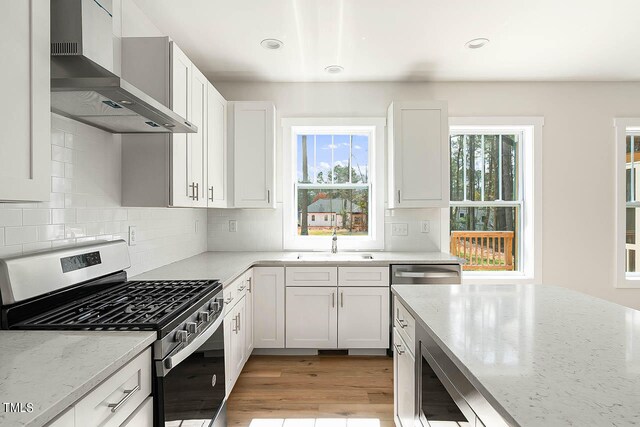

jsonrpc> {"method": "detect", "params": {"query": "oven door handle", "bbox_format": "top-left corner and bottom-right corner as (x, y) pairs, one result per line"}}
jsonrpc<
(156, 314), (223, 377)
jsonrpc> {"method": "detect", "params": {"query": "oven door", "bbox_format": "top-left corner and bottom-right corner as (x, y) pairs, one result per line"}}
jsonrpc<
(418, 338), (477, 427)
(155, 315), (226, 427)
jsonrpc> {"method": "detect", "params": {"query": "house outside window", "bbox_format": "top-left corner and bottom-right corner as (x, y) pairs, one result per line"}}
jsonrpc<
(449, 117), (542, 282)
(282, 118), (385, 250)
(615, 119), (640, 288)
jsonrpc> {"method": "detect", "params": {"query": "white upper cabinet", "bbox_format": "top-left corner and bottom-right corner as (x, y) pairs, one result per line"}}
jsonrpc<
(189, 65), (208, 207)
(121, 38), (217, 208)
(387, 101), (449, 208)
(0, 0), (50, 202)
(207, 84), (229, 207)
(169, 41), (194, 207)
(232, 102), (276, 209)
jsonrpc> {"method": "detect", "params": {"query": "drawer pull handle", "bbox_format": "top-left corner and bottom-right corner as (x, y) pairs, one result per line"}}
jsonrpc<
(398, 319), (408, 328)
(108, 384), (140, 413)
(394, 343), (405, 355)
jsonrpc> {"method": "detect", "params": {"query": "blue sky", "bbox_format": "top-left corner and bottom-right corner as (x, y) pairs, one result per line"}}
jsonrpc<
(296, 134), (369, 184)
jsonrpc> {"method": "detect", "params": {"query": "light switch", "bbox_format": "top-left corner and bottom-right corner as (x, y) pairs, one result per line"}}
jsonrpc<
(391, 223), (408, 236)
(229, 220), (237, 232)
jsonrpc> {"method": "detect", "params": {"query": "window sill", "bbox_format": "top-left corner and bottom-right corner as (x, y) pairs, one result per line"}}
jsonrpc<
(615, 279), (640, 289)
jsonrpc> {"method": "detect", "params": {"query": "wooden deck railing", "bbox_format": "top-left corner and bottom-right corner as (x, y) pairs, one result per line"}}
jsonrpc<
(450, 231), (515, 271)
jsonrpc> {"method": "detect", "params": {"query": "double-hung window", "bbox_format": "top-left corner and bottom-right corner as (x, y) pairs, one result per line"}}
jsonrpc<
(615, 119), (640, 287)
(449, 117), (542, 281)
(282, 118), (385, 250)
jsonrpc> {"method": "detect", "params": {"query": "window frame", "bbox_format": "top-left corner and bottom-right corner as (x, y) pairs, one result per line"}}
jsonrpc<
(282, 117), (386, 251)
(614, 118), (640, 288)
(450, 117), (543, 283)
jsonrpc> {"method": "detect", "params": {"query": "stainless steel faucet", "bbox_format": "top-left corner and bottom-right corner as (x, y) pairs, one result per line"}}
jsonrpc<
(331, 228), (338, 253)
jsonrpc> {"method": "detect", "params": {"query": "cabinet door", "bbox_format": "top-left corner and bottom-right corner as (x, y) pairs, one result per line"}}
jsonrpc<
(169, 42), (193, 207)
(253, 267), (285, 348)
(388, 101), (449, 208)
(338, 287), (389, 348)
(207, 84), (228, 207)
(394, 329), (416, 427)
(244, 271), (254, 358)
(190, 66), (208, 207)
(0, 0), (50, 201)
(224, 298), (245, 395)
(286, 287), (337, 349)
(233, 102), (275, 208)
(234, 296), (247, 377)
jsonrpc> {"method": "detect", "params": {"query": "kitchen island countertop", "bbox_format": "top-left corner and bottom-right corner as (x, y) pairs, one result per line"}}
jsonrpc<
(392, 283), (640, 427)
(0, 330), (156, 427)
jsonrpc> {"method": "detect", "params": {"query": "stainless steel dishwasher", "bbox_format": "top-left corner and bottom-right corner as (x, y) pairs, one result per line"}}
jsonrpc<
(389, 263), (462, 355)
(391, 264), (462, 285)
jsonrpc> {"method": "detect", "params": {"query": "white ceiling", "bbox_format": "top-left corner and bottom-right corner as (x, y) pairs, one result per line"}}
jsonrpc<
(133, 0), (640, 82)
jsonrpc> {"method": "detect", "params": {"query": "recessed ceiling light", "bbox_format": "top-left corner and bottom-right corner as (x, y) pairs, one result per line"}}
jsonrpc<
(325, 65), (344, 74)
(465, 38), (490, 49)
(261, 39), (284, 50)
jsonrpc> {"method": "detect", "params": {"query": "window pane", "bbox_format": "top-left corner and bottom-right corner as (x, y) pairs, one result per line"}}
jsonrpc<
(501, 134), (518, 201)
(315, 134), (333, 184)
(297, 188), (368, 236)
(627, 207), (639, 273)
(483, 135), (499, 201)
(450, 206), (519, 272)
(466, 135), (482, 201)
(351, 135), (369, 184)
(450, 135), (464, 201)
(297, 134), (315, 184)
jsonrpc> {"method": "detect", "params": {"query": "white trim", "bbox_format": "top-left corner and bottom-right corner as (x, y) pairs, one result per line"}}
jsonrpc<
(281, 117), (386, 251)
(614, 118), (640, 288)
(450, 117), (543, 284)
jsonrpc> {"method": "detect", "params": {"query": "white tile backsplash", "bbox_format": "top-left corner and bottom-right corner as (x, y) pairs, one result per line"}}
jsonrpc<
(207, 202), (443, 252)
(0, 115), (208, 277)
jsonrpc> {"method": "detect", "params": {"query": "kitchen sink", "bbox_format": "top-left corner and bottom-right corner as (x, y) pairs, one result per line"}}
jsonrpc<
(296, 252), (374, 261)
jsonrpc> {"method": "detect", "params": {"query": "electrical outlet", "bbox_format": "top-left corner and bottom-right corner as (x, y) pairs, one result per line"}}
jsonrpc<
(421, 220), (430, 233)
(128, 226), (137, 246)
(229, 220), (237, 232)
(391, 223), (408, 236)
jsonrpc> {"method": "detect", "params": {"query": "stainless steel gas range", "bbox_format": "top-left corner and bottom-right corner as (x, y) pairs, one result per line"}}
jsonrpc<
(0, 240), (226, 427)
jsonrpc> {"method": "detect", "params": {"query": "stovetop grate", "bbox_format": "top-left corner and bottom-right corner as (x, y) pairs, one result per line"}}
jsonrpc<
(16, 279), (220, 331)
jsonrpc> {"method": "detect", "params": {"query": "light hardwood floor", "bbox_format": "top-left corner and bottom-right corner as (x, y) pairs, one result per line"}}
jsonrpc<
(227, 355), (394, 427)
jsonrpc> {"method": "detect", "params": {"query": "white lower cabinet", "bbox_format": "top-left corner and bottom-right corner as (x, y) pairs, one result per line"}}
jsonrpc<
(286, 287), (338, 348)
(253, 267), (285, 348)
(338, 287), (390, 349)
(244, 270), (254, 356)
(45, 348), (152, 427)
(394, 329), (415, 427)
(224, 292), (246, 395)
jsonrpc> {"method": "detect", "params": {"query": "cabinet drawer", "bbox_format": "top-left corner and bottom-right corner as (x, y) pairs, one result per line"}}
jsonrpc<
(338, 267), (389, 287)
(286, 267), (337, 287)
(121, 396), (153, 427)
(46, 407), (74, 427)
(394, 297), (415, 355)
(75, 348), (151, 427)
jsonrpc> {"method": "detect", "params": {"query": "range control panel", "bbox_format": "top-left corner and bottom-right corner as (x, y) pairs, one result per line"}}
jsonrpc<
(60, 251), (102, 273)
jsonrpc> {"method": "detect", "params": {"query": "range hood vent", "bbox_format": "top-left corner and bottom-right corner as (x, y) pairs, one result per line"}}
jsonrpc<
(50, 0), (196, 134)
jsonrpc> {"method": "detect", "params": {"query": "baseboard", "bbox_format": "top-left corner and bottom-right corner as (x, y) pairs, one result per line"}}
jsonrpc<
(250, 348), (390, 356)
(348, 348), (389, 356)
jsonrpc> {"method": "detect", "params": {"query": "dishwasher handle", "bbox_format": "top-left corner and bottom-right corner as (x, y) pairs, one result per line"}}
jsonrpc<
(394, 271), (459, 279)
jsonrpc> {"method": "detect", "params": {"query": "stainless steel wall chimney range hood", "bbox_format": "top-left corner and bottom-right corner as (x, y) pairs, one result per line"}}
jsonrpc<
(50, 0), (196, 134)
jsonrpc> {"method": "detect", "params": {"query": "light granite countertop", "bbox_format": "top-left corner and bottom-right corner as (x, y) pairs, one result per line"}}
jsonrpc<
(391, 284), (640, 427)
(0, 330), (156, 427)
(132, 250), (461, 285)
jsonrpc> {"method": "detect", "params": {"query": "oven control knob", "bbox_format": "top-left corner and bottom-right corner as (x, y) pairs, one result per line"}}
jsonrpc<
(175, 330), (189, 343)
(209, 300), (221, 312)
(199, 311), (211, 322)
(186, 322), (198, 334)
